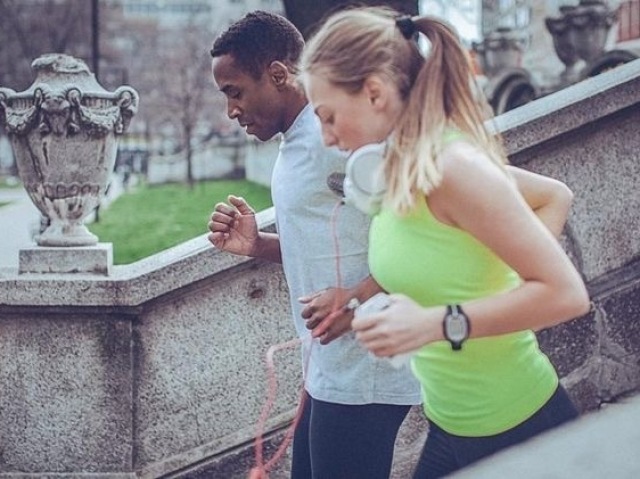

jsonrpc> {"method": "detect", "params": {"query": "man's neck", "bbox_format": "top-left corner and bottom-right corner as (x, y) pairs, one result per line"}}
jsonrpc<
(281, 85), (309, 133)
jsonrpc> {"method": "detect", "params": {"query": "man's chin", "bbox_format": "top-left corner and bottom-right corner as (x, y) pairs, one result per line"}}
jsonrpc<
(252, 129), (277, 142)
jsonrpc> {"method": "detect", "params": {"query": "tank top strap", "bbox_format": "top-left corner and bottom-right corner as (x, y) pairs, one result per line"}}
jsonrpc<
(442, 128), (465, 145)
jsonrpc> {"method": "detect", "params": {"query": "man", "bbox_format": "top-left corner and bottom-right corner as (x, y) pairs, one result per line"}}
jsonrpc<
(208, 11), (421, 479)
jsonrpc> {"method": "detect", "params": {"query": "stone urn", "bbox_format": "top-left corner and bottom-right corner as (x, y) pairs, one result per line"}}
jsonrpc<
(546, 0), (617, 85)
(546, 6), (583, 85)
(568, 0), (617, 63)
(472, 27), (527, 78)
(0, 53), (138, 246)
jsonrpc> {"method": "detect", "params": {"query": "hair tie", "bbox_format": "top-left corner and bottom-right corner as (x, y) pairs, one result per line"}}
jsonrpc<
(395, 15), (416, 40)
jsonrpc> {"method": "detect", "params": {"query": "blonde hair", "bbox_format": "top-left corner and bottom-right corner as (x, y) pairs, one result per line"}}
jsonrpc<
(301, 7), (507, 214)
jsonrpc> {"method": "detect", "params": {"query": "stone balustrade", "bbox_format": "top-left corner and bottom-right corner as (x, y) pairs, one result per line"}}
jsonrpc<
(0, 59), (639, 479)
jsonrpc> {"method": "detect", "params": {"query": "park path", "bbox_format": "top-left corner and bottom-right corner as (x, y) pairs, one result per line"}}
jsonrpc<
(0, 188), (40, 269)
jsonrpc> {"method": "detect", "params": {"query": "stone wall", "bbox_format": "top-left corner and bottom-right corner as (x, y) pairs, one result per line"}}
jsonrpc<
(0, 213), (299, 478)
(0, 60), (638, 479)
(495, 58), (640, 412)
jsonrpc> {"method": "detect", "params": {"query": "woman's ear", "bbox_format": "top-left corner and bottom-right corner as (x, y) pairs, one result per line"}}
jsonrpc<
(268, 61), (289, 89)
(363, 75), (390, 110)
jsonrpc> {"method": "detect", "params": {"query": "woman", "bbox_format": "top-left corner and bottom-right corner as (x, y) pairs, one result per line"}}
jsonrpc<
(300, 7), (590, 478)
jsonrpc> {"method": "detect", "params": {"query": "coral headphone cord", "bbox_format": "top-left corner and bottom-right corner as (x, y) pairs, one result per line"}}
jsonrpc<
(249, 200), (345, 478)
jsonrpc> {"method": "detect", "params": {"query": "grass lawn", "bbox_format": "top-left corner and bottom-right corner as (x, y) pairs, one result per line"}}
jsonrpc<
(89, 179), (272, 265)
(0, 176), (21, 188)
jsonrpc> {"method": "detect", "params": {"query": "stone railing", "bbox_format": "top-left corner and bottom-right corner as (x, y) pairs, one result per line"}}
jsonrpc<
(493, 58), (640, 413)
(1, 60), (639, 479)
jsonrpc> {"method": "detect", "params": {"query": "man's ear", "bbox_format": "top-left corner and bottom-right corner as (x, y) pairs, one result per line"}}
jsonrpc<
(268, 61), (289, 89)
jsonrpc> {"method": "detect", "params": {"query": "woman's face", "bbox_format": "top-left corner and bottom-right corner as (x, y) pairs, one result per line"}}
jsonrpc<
(304, 73), (398, 152)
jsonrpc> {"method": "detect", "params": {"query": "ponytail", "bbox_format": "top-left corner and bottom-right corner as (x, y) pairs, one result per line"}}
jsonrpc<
(386, 15), (507, 214)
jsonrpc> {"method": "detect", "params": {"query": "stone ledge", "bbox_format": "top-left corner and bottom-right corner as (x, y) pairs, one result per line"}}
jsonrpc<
(452, 394), (640, 478)
(0, 475), (136, 479)
(494, 58), (640, 158)
(0, 208), (276, 308)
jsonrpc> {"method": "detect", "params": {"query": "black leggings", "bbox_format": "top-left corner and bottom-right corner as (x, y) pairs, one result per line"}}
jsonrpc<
(291, 393), (411, 479)
(412, 385), (579, 478)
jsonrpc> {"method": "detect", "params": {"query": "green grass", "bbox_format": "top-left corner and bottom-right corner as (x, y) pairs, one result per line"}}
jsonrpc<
(89, 179), (272, 265)
(0, 176), (21, 188)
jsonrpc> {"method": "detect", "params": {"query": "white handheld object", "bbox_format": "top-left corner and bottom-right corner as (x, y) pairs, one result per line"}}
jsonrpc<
(354, 292), (391, 316)
(354, 293), (414, 368)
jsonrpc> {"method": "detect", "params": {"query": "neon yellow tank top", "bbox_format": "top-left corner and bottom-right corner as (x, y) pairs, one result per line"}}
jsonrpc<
(369, 147), (558, 436)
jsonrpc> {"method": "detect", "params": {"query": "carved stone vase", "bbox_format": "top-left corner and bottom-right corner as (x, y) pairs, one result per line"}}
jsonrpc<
(546, 0), (617, 85)
(568, 0), (617, 63)
(546, 6), (583, 85)
(0, 53), (138, 247)
(472, 27), (527, 78)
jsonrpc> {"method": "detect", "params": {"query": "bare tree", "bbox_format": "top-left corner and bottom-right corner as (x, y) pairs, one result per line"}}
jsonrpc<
(0, 1), (253, 187)
(0, 0), (93, 90)
(152, 20), (224, 187)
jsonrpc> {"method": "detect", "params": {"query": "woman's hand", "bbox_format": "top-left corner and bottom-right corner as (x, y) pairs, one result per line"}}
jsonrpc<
(352, 294), (444, 357)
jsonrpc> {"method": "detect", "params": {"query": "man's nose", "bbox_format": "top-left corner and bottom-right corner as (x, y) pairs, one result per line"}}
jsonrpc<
(228, 104), (241, 120)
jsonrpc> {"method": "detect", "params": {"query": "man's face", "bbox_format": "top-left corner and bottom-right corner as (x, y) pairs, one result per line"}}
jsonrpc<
(212, 54), (284, 141)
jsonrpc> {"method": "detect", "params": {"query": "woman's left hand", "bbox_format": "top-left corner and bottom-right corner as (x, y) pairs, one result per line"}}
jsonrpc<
(352, 294), (444, 357)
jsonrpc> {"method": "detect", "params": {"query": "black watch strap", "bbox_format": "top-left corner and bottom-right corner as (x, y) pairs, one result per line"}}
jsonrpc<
(443, 304), (470, 351)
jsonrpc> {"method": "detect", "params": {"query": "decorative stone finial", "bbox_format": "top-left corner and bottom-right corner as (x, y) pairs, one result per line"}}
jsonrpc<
(0, 53), (139, 247)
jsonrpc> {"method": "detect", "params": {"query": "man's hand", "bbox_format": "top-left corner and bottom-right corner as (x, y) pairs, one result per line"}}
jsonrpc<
(207, 195), (258, 256)
(300, 288), (354, 345)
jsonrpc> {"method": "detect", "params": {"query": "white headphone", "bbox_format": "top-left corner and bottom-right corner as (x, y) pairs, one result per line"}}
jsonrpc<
(343, 141), (387, 216)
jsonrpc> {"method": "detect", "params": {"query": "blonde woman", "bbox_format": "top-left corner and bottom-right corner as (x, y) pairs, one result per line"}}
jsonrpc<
(300, 7), (590, 478)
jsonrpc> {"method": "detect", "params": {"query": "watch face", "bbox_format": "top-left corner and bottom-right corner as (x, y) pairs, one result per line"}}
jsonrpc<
(445, 314), (468, 341)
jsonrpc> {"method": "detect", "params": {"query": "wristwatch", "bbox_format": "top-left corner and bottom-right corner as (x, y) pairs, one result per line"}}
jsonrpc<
(443, 304), (470, 351)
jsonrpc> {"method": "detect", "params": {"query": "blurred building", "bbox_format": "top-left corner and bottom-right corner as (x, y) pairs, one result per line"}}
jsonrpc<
(111, 0), (285, 184)
(420, 0), (531, 44)
(420, 0), (482, 43)
(421, 0), (639, 99)
(119, 0), (284, 28)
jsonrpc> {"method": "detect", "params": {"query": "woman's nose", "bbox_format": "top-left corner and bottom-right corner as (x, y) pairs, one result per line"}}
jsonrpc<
(322, 128), (337, 147)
